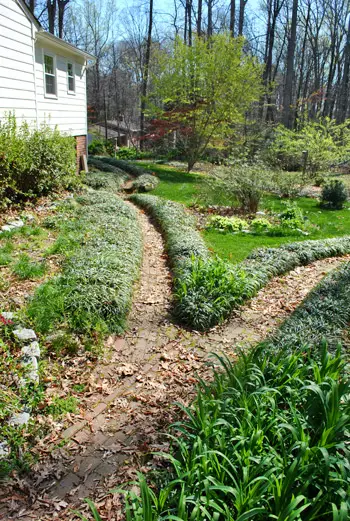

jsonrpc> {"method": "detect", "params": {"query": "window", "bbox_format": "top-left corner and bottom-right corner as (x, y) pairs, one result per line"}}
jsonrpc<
(67, 62), (75, 93)
(44, 54), (56, 96)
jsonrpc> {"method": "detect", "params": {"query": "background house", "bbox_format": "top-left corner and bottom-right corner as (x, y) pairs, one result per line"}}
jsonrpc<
(0, 0), (95, 170)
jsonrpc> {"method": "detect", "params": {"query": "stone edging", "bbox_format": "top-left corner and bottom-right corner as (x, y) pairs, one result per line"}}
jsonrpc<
(0, 313), (40, 460)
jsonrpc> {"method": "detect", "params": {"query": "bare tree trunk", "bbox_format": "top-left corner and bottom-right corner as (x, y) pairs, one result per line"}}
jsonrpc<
(230, 0), (235, 36)
(282, 0), (298, 128)
(57, 0), (70, 39)
(337, 15), (350, 123)
(187, 0), (192, 45)
(28, 0), (35, 13)
(294, 1), (310, 126)
(207, 0), (213, 37)
(238, 0), (247, 35)
(47, 0), (56, 34)
(140, 0), (154, 150)
(197, 0), (202, 35)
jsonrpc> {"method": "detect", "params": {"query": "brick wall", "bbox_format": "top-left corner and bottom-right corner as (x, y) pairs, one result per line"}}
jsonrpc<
(75, 135), (87, 172)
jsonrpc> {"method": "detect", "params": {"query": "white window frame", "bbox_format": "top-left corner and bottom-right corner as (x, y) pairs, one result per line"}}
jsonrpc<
(67, 61), (76, 95)
(43, 50), (57, 99)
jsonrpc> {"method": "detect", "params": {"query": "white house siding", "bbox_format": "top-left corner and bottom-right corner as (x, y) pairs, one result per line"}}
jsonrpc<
(35, 41), (87, 137)
(0, 0), (37, 124)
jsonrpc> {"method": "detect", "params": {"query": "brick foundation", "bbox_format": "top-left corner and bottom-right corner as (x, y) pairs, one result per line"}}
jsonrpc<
(75, 135), (87, 172)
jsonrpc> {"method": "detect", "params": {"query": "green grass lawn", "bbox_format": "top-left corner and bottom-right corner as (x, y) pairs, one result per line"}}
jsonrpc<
(136, 161), (350, 263)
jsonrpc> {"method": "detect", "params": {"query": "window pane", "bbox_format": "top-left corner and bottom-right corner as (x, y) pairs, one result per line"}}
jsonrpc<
(68, 76), (74, 92)
(44, 55), (54, 74)
(67, 63), (73, 76)
(45, 75), (55, 94)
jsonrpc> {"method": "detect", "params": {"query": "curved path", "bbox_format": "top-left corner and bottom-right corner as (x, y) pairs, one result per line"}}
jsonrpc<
(1, 207), (348, 521)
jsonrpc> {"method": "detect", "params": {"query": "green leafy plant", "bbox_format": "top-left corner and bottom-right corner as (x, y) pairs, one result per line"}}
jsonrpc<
(12, 254), (46, 280)
(132, 174), (159, 192)
(250, 217), (272, 233)
(320, 179), (348, 210)
(0, 114), (78, 205)
(206, 215), (249, 233)
(46, 396), (78, 419)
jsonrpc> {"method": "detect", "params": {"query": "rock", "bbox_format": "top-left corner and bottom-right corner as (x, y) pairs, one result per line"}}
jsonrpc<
(13, 328), (37, 342)
(256, 211), (266, 216)
(1, 225), (13, 232)
(0, 442), (10, 458)
(21, 355), (39, 370)
(8, 411), (30, 426)
(7, 220), (24, 228)
(24, 214), (35, 222)
(1, 312), (14, 320)
(21, 341), (40, 358)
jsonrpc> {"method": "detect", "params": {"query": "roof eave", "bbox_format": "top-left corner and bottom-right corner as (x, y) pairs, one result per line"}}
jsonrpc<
(36, 30), (96, 62)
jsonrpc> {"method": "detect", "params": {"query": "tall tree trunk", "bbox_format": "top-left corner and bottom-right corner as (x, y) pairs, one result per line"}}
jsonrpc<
(28, 0), (35, 13)
(140, 0), (154, 150)
(230, 0), (235, 36)
(238, 0), (246, 35)
(47, 0), (56, 34)
(294, 1), (310, 126)
(187, 0), (192, 45)
(197, 0), (202, 35)
(57, 0), (69, 39)
(282, 0), (298, 128)
(337, 15), (350, 123)
(207, 0), (213, 37)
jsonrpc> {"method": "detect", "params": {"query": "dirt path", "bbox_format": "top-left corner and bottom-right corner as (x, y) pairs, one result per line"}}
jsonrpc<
(1, 207), (348, 521)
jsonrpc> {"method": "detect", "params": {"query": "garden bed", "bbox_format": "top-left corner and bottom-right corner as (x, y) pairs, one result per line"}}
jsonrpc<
(119, 262), (350, 520)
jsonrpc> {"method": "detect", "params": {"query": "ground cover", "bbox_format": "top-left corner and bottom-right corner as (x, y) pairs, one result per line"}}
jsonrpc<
(118, 262), (350, 521)
(28, 191), (143, 336)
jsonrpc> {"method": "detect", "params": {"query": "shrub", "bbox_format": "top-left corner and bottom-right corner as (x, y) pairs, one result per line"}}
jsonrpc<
(206, 215), (249, 233)
(250, 217), (272, 233)
(132, 174), (159, 192)
(320, 179), (348, 209)
(211, 159), (275, 212)
(27, 192), (142, 335)
(0, 114), (78, 205)
(115, 147), (138, 160)
(88, 138), (115, 156)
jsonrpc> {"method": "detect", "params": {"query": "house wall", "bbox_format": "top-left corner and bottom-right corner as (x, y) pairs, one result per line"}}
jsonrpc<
(0, 0), (37, 125)
(34, 40), (88, 137)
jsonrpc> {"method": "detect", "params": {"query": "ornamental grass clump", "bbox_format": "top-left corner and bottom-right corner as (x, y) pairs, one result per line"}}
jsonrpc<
(115, 341), (349, 520)
(27, 191), (142, 335)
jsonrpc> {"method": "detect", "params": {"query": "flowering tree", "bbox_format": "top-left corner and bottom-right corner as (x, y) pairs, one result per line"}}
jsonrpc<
(148, 34), (262, 171)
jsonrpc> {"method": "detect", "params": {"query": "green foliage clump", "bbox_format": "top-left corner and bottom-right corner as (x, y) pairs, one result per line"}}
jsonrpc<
(46, 396), (78, 419)
(27, 191), (143, 335)
(207, 215), (248, 232)
(12, 254), (46, 280)
(88, 138), (115, 156)
(174, 257), (248, 330)
(96, 156), (146, 177)
(132, 174), (159, 192)
(266, 119), (350, 176)
(0, 114), (78, 206)
(320, 179), (348, 210)
(250, 217), (272, 233)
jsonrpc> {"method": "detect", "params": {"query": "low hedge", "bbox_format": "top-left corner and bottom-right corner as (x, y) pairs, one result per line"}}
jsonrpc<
(27, 191), (142, 335)
(87, 157), (131, 191)
(96, 156), (147, 177)
(132, 174), (159, 192)
(270, 260), (350, 351)
(240, 236), (350, 299)
(116, 263), (350, 521)
(130, 194), (208, 265)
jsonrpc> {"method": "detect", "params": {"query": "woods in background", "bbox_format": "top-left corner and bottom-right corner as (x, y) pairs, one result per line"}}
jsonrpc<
(25, 0), (350, 139)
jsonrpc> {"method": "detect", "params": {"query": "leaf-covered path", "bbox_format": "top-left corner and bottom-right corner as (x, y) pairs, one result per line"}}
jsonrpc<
(1, 206), (348, 521)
